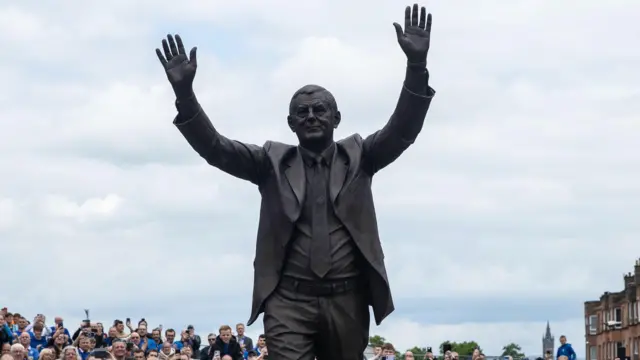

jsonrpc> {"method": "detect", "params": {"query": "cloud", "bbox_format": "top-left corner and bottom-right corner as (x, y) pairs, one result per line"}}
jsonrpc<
(1, 0), (639, 357)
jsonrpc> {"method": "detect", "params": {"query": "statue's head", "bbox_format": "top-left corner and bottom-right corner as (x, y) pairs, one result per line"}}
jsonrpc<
(287, 84), (341, 149)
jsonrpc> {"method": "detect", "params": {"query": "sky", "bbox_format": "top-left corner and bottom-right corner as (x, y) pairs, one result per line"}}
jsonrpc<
(1, 0), (639, 357)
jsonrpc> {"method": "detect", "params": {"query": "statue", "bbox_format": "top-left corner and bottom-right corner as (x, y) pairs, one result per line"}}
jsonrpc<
(155, 4), (435, 360)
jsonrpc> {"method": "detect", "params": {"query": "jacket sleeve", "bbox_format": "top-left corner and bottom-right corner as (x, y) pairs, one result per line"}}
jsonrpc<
(173, 95), (271, 185)
(362, 64), (435, 175)
(2, 325), (12, 343)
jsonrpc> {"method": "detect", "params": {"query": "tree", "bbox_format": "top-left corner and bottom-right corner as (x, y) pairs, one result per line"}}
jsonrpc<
(369, 335), (387, 347)
(408, 346), (428, 355)
(439, 341), (482, 356)
(501, 343), (525, 359)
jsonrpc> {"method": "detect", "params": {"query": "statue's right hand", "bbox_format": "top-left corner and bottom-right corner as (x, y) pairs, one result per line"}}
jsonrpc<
(155, 34), (197, 96)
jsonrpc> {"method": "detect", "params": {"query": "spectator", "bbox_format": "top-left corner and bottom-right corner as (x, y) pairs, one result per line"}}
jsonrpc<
(185, 346), (196, 358)
(38, 350), (54, 360)
(0, 315), (13, 345)
(132, 350), (145, 360)
(200, 334), (216, 360)
(186, 326), (201, 359)
(424, 348), (434, 360)
(405, 351), (414, 360)
(17, 333), (38, 360)
(150, 330), (163, 352)
(135, 325), (157, 354)
(61, 347), (81, 360)
(12, 318), (28, 338)
(10, 344), (26, 360)
(164, 330), (177, 350)
(76, 337), (91, 360)
(29, 322), (48, 350)
(207, 326), (241, 360)
(159, 342), (175, 360)
(128, 333), (145, 354)
(234, 325), (251, 356)
(369, 346), (382, 360)
(49, 318), (71, 343)
(556, 336), (576, 360)
(48, 334), (68, 358)
(5, 314), (17, 333)
(112, 322), (129, 340)
(252, 336), (266, 358)
(2, 344), (10, 355)
(148, 350), (159, 359)
(381, 343), (396, 358)
(24, 316), (51, 338)
(111, 341), (128, 360)
(173, 330), (190, 352)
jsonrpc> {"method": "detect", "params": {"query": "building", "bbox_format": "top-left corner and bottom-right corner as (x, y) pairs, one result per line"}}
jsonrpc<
(543, 321), (555, 356)
(584, 259), (640, 360)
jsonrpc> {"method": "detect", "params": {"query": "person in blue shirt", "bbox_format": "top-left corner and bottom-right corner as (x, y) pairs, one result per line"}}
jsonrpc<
(557, 335), (576, 360)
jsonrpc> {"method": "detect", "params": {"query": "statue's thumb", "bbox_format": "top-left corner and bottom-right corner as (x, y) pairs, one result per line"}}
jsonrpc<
(392, 23), (403, 41)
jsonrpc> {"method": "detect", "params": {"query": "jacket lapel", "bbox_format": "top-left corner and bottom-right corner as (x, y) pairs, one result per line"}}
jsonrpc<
(284, 148), (305, 207)
(329, 146), (349, 204)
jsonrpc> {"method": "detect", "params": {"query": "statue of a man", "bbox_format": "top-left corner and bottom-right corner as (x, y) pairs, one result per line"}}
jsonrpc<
(155, 4), (435, 360)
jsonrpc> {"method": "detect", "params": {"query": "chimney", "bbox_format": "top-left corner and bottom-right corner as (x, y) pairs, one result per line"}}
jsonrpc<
(625, 272), (635, 289)
(635, 259), (640, 284)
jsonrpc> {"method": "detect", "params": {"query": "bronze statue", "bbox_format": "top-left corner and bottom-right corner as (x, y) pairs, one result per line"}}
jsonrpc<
(155, 4), (435, 360)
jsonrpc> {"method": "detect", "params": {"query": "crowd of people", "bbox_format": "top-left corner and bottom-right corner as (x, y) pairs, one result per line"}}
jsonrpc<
(0, 310), (266, 360)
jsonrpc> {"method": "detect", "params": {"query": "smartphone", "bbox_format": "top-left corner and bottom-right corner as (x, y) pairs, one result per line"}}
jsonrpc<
(386, 356), (395, 360)
(126, 318), (131, 323)
(503, 357), (509, 360)
(214, 350), (220, 359)
(59, 322), (64, 328)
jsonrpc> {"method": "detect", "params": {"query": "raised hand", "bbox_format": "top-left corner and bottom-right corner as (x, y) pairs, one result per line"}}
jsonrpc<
(155, 34), (198, 97)
(393, 4), (432, 63)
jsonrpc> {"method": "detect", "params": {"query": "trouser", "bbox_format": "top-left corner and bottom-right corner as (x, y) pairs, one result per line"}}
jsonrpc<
(263, 277), (370, 360)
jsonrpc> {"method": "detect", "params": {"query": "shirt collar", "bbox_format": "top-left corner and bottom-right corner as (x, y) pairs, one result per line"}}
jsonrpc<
(298, 143), (336, 167)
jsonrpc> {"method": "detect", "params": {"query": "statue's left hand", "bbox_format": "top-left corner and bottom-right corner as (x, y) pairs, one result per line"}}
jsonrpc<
(393, 4), (432, 63)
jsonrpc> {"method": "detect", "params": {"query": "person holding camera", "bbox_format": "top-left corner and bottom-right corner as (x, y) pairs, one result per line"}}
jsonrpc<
(206, 326), (242, 360)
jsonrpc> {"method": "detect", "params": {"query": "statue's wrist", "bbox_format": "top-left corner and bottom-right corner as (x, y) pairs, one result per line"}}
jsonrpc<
(407, 61), (427, 70)
(173, 84), (195, 100)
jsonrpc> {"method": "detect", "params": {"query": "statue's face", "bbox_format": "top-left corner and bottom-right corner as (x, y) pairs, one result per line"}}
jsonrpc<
(288, 92), (340, 146)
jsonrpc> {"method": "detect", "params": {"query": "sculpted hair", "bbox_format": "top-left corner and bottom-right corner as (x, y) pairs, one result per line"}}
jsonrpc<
(289, 85), (338, 116)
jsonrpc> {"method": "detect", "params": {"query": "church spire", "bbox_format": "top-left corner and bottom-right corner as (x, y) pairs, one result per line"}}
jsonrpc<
(545, 320), (552, 338)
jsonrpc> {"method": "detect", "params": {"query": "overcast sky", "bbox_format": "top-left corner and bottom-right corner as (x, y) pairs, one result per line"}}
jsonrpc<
(2, 0), (639, 357)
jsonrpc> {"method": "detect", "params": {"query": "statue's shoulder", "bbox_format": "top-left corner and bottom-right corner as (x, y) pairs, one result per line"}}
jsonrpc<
(337, 133), (364, 152)
(263, 140), (295, 160)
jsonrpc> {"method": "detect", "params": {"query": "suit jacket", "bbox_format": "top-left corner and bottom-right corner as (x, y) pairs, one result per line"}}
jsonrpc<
(174, 68), (435, 326)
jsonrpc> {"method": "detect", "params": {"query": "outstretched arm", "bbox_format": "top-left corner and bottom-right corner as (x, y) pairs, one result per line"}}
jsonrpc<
(156, 34), (269, 185)
(173, 93), (269, 185)
(363, 4), (435, 175)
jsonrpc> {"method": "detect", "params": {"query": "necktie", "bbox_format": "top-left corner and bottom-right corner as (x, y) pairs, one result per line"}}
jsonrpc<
(309, 156), (331, 278)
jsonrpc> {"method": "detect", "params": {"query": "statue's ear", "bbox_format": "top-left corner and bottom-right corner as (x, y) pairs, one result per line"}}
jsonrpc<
(287, 115), (295, 132)
(334, 111), (341, 128)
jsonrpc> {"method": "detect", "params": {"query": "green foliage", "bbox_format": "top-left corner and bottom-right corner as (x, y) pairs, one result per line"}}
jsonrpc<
(501, 343), (525, 359)
(369, 335), (387, 347)
(438, 341), (482, 356)
(408, 346), (428, 355)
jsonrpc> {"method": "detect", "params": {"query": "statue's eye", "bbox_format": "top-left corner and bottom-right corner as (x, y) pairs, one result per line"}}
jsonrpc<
(313, 105), (326, 115)
(296, 108), (309, 117)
